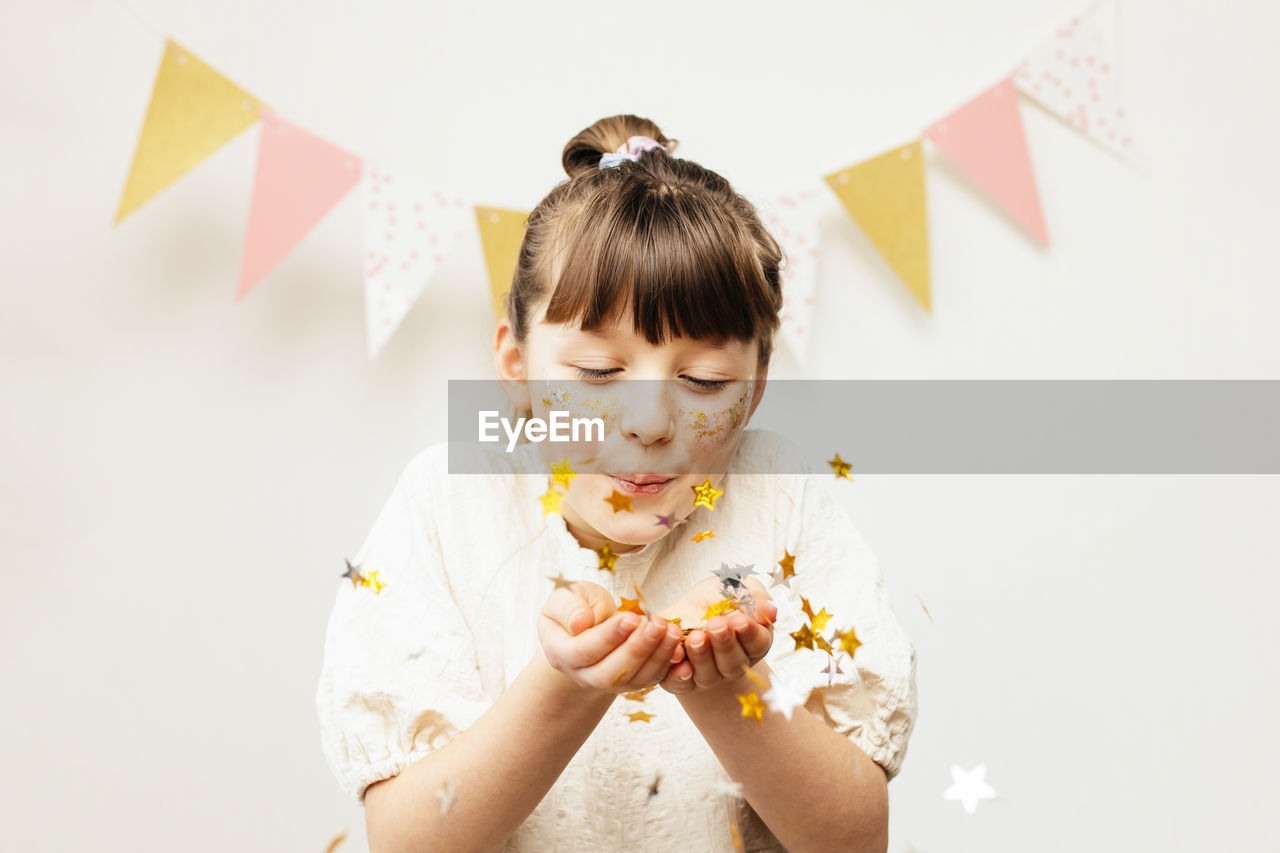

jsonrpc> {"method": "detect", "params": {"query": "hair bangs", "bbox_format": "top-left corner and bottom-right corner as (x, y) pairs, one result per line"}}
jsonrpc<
(543, 182), (778, 351)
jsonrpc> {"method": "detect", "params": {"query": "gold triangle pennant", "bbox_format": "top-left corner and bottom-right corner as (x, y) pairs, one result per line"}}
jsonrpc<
(824, 141), (931, 312)
(114, 38), (266, 225)
(473, 205), (529, 321)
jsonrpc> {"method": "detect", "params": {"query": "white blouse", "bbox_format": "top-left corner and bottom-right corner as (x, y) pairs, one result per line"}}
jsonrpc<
(316, 428), (918, 851)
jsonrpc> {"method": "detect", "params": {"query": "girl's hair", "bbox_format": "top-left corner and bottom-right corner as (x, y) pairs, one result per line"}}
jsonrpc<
(504, 114), (785, 369)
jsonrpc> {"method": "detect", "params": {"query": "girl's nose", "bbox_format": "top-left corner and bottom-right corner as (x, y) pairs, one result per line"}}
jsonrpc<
(617, 381), (675, 446)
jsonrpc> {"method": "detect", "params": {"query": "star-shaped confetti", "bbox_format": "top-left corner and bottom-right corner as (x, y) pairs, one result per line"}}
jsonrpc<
(772, 550), (797, 588)
(596, 542), (618, 573)
(689, 529), (715, 543)
(762, 672), (807, 720)
(834, 624), (863, 658)
(712, 562), (748, 591)
(605, 490), (634, 512)
(322, 829), (347, 853)
(341, 557), (365, 589)
(360, 570), (387, 594)
(737, 690), (765, 723)
(538, 488), (563, 516)
(691, 478), (724, 510)
(820, 655), (846, 686)
(624, 683), (658, 701)
(435, 777), (457, 816)
(550, 458), (577, 490)
(827, 453), (853, 479)
(808, 606), (832, 633)
(647, 771), (661, 800)
(627, 710), (655, 723)
(711, 779), (744, 799)
(943, 764), (997, 814)
(546, 571), (574, 591)
(619, 597), (645, 614)
(789, 623), (817, 651)
(703, 596), (740, 621)
(654, 512), (678, 528)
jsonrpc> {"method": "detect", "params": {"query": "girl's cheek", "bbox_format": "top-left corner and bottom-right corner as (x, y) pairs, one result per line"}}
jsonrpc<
(681, 381), (753, 453)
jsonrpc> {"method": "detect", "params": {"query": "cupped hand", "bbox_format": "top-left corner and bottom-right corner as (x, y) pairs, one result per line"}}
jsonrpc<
(538, 580), (686, 694)
(657, 576), (777, 695)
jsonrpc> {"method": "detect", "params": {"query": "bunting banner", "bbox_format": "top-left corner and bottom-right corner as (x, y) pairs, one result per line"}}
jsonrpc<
(237, 109), (362, 301)
(474, 206), (530, 322)
(111, 3), (1138, 357)
(923, 75), (1049, 245)
(1014, 0), (1136, 161)
(824, 142), (931, 312)
(361, 166), (473, 358)
(754, 184), (825, 363)
(114, 38), (265, 225)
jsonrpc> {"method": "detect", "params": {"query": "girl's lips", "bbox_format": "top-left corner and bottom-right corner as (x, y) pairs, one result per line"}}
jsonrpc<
(609, 475), (672, 497)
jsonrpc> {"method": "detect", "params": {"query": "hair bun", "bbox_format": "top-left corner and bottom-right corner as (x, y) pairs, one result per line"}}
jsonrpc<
(562, 114), (679, 179)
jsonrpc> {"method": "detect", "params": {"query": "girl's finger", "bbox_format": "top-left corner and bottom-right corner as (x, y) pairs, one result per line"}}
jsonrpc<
(659, 659), (695, 694)
(736, 617), (774, 664)
(541, 582), (616, 635)
(684, 629), (719, 689)
(588, 613), (669, 689)
(630, 618), (682, 686)
(709, 615), (749, 679)
(555, 611), (642, 670)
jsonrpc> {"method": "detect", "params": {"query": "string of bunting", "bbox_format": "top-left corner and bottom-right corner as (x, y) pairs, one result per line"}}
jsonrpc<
(111, 0), (1135, 364)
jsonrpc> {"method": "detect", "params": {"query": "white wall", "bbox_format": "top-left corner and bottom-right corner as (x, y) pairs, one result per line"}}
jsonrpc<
(2, 0), (1277, 850)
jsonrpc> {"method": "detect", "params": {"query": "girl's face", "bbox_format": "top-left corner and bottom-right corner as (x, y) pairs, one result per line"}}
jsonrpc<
(497, 302), (766, 553)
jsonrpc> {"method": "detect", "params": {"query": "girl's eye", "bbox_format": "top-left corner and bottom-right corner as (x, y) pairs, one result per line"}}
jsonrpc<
(572, 366), (620, 382)
(682, 375), (730, 392)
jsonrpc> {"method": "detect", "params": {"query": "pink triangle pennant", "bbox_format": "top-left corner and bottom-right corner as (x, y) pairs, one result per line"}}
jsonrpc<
(924, 75), (1049, 245)
(236, 108), (362, 300)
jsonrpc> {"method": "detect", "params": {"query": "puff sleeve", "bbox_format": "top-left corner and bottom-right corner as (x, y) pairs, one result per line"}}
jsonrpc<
(762, 470), (919, 781)
(315, 448), (494, 805)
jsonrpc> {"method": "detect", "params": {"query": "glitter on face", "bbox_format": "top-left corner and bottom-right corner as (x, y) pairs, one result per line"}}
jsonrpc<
(680, 379), (753, 450)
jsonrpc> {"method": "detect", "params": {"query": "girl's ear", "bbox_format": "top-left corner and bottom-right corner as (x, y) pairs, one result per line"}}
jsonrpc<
(493, 316), (532, 410)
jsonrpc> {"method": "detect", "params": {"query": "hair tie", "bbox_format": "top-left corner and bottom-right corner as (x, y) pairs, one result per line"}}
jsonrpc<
(599, 135), (668, 169)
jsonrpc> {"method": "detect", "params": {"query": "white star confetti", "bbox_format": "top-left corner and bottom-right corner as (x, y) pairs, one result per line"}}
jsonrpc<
(761, 671), (808, 721)
(942, 764), (997, 814)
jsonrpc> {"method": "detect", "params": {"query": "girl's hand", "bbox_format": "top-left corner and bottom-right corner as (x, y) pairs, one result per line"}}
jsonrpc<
(538, 580), (686, 694)
(658, 576), (777, 695)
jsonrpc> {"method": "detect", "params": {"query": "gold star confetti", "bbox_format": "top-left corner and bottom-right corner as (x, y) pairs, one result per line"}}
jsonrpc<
(605, 490), (634, 512)
(546, 571), (574, 591)
(703, 596), (739, 621)
(774, 550), (796, 586)
(800, 596), (818, 622)
(730, 817), (744, 852)
(919, 596), (933, 623)
(737, 690), (765, 723)
(619, 597), (645, 615)
(834, 625), (863, 658)
(828, 453), (853, 479)
(689, 529), (716, 543)
(360, 570), (387, 594)
(596, 543), (618, 573)
(665, 616), (682, 627)
(624, 683), (658, 701)
(323, 830), (347, 853)
(341, 557), (365, 589)
(550, 458), (577, 490)
(627, 710), (655, 723)
(538, 488), (563, 516)
(629, 578), (648, 609)
(809, 606), (833, 633)
(789, 623), (817, 651)
(691, 478), (724, 510)
(612, 666), (631, 687)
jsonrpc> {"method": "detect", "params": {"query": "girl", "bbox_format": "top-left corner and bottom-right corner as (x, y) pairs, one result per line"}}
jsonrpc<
(316, 115), (918, 852)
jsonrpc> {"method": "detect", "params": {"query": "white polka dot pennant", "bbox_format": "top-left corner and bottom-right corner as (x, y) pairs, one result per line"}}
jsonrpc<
(1014, 0), (1137, 162)
(361, 165), (472, 358)
(755, 182), (825, 364)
